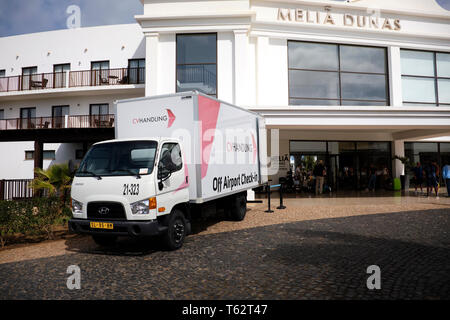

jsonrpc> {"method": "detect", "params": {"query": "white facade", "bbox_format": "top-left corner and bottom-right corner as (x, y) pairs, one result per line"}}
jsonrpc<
(1, 0), (450, 186)
(0, 24), (146, 179)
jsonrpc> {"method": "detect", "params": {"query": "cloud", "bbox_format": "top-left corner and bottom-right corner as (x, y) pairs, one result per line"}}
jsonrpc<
(0, 0), (143, 37)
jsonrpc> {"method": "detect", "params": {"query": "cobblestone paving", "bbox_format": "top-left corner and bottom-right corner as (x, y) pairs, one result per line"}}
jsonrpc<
(0, 208), (449, 300)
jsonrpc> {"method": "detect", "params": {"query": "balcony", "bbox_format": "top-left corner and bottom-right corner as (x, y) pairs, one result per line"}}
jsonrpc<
(0, 67), (145, 93)
(0, 114), (115, 130)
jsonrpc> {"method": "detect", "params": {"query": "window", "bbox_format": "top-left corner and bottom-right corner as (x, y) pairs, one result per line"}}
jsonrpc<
(75, 149), (85, 160)
(401, 50), (450, 106)
(158, 143), (183, 178)
(91, 61), (109, 70)
(53, 64), (70, 88)
(43, 151), (56, 160)
(25, 150), (55, 160)
(76, 141), (158, 177)
(91, 61), (110, 86)
(52, 105), (69, 128)
(288, 42), (389, 106)
(128, 59), (145, 84)
(90, 104), (109, 127)
(22, 66), (38, 90)
(90, 104), (109, 116)
(176, 33), (217, 96)
(54, 64), (70, 73)
(22, 66), (37, 75)
(20, 107), (36, 129)
(0, 70), (5, 77)
(0, 110), (4, 120)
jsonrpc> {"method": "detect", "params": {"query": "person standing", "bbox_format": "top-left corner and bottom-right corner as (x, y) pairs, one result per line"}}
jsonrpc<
(314, 160), (325, 195)
(413, 162), (423, 195)
(368, 164), (377, 191)
(443, 163), (450, 197)
(432, 160), (440, 198)
(424, 161), (439, 198)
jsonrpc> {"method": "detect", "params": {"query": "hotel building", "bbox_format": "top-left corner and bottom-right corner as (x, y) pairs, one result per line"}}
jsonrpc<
(1, 0), (449, 197)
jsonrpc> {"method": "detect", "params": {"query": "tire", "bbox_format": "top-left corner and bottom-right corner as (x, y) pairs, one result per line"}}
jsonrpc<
(92, 235), (117, 247)
(230, 192), (247, 221)
(162, 210), (187, 251)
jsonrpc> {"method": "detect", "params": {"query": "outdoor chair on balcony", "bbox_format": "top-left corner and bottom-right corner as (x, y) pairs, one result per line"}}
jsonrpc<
(100, 78), (109, 85)
(118, 76), (128, 84)
(30, 78), (48, 89)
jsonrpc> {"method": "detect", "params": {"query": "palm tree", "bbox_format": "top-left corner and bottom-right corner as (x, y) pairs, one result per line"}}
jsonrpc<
(30, 163), (74, 204)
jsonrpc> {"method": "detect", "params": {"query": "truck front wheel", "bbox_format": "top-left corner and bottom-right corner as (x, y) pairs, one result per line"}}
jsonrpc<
(162, 210), (187, 250)
(230, 192), (247, 221)
(92, 235), (117, 247)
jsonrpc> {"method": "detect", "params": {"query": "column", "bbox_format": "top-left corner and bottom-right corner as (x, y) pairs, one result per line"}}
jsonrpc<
(255, 36), (269, 106)
(234, 29), (249, 106)
(388, 46), (403, 107)
(392, 140), (405, 178)
(145, 33), (159, 97)
(34, 140), (43, 176)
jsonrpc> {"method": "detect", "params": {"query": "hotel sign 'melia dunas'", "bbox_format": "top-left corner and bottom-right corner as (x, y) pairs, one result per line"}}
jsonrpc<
(277, 4), (402, 31)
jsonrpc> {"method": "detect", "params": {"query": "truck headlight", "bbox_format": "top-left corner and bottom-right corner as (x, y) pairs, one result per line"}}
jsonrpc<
(130, 199), (150, 215)
(71, 199), (83, 214)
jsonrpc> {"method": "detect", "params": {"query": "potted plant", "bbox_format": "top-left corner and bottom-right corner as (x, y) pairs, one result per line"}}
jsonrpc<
(392, 155), (414, 190)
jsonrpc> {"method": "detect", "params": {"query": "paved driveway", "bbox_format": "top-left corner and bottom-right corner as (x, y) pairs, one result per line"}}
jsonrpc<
(0, 204), (449, 299)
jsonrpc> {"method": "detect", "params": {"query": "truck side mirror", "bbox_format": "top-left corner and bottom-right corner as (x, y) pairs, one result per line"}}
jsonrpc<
(158, 150), (175, 185)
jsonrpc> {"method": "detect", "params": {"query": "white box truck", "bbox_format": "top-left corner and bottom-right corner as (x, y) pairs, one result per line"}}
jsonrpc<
(69, 92), (267, 250)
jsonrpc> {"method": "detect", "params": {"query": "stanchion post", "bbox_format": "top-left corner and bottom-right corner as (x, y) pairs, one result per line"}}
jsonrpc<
(265, 182), (273, 213)
(277, 183), (286, 210)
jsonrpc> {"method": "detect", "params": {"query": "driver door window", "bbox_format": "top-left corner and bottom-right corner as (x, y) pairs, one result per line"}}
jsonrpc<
(158, 143), (182, 179)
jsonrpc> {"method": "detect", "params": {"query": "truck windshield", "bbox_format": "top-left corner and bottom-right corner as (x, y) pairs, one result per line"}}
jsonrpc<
(76, 141), (158, 177)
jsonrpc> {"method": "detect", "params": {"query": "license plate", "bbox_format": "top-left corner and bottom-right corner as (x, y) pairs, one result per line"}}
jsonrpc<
(90, 222), (114, 230)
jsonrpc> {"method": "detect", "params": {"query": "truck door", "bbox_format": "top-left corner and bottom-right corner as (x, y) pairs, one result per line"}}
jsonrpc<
(156, 142), (188, 215)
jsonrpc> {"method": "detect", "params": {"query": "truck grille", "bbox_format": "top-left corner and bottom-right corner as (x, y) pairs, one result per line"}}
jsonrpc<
(87, 202), (127, 220)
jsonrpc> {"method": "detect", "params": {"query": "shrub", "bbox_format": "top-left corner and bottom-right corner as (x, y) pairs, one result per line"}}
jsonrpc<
(0, 197), (71, 247)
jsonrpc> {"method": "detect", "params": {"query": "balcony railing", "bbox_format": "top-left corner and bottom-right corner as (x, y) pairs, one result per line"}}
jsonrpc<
(0, 72), (67, 92)
(0, 67), (145, 93)
(0, 114), (115, 130)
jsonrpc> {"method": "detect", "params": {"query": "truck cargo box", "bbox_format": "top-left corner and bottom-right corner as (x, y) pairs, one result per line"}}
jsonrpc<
(114, 92), (268, 203)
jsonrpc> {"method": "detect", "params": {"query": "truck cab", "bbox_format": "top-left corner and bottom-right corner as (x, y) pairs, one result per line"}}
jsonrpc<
(69, 137), (191, 250)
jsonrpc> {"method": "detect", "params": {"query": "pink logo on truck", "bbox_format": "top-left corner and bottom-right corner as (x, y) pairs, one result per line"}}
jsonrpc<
(167, 109), (176, 128)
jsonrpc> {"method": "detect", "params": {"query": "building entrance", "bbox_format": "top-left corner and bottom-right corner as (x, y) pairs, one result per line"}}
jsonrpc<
(289, 141), (392, 192)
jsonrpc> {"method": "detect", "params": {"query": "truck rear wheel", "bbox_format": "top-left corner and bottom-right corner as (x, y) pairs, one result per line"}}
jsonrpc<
(92, 235), (117, 247)
(230, 192), (247, 221)
(162, 210), (187, 251)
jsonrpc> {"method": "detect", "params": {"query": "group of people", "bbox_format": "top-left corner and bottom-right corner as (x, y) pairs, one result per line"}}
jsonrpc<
(292, 160), (328, 195)
(290, 159), (450, 198)
(412, 161), (450, 198)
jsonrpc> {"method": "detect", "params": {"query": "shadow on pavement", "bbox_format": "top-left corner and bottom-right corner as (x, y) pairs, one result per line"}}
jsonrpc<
(64, 208), (252, 256)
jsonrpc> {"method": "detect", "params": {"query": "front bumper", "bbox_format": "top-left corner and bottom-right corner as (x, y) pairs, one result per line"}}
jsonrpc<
(68, 218), (167, 237)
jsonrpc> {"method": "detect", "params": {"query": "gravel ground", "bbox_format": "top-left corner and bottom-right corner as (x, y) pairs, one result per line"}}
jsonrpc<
(0, 205), (449, 299)
(0, 194), (449, 265)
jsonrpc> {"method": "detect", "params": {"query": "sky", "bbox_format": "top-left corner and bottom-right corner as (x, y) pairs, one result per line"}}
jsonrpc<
(0, 0), (449, 37)
(0, 0), (143, 37)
